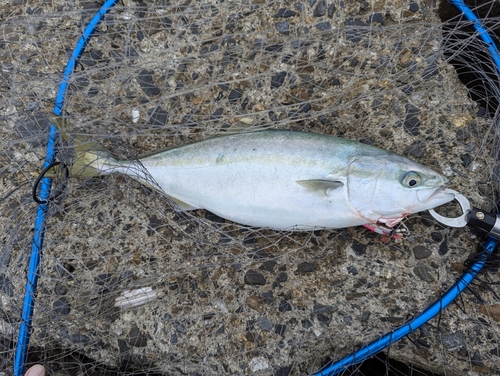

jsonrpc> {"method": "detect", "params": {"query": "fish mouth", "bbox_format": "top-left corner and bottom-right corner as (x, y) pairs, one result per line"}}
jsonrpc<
(417, 186), (455, 207)
(424, 186), (446, 201)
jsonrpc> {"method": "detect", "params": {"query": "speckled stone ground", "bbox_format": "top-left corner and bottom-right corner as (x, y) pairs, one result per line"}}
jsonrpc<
(1, 0), (500, 375)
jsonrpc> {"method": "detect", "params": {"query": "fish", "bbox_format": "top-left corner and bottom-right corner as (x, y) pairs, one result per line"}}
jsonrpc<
(52, 119), (454, 232)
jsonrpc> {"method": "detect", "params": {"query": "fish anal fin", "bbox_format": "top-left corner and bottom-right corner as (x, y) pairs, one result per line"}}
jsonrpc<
(296, 179), (344, 196)
(168, 195), (199, 210)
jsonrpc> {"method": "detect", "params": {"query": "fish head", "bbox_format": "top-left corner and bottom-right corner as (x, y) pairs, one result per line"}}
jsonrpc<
(346, 154), (454, 227)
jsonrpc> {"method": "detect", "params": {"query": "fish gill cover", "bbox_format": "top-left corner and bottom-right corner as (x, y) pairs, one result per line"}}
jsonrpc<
(0, 0), (500, 375)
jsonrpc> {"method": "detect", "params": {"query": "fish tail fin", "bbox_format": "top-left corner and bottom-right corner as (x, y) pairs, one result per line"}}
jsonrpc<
(71, 143), (119, 178)
(49, 115), (121, 179)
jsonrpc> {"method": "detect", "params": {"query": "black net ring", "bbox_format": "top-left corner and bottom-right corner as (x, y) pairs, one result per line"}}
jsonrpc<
(32, 161), (69, 204)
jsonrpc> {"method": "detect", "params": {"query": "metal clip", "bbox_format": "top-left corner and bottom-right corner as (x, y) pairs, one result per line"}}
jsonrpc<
(428, 189), (471, 228)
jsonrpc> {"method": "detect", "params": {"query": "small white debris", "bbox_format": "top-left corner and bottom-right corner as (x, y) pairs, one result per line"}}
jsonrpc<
(213, 299), (228, 313)
(132, 107), (140, 124)
(313, 328), (322, 337)
(442, 166), (453, 177)
(121, 11), (132, 20)
(248, 356), (269, 372)
(114, 287), (157, 309)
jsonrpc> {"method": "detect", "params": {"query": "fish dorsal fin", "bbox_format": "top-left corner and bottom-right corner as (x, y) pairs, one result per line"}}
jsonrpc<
(223, 118), (271, 134)
(296, 179), (344, 196)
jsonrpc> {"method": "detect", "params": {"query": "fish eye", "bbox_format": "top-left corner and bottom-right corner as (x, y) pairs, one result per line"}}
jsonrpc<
(401, 171), (421, 188)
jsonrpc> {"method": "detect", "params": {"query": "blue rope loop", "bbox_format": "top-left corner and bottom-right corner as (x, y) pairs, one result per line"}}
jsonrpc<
(14, 0), (500, 375)
(14, 1), (120, 375)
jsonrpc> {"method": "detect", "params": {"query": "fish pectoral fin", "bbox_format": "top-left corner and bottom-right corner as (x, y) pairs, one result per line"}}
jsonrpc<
(167, 195), (200, 210)
(296, 179), (344, 196)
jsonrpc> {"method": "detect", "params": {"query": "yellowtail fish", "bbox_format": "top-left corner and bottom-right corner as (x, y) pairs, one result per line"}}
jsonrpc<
(55, 120), (454, 231)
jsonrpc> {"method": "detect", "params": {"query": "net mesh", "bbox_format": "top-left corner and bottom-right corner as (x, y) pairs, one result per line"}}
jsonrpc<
(1, 0), (500, 375)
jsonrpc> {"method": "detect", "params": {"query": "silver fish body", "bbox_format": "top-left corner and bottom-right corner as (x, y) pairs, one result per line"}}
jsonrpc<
(81, 130), (454, 230)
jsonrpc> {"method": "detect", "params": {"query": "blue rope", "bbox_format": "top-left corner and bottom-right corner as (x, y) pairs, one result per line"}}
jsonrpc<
(54, 0), (120, 117)
(449, 0), (500, 74)
(313, 1), (500, 374)
(13, 127), (58, 376)
(14, 0), (119, 374)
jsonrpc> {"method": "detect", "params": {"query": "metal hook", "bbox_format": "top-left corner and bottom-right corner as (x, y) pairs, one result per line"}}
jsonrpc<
(428, 189), (471, 228)
(32, 161), (69, 204)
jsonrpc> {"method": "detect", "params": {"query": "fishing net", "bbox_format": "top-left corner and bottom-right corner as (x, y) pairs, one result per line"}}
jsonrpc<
(1, 0), (500, 375)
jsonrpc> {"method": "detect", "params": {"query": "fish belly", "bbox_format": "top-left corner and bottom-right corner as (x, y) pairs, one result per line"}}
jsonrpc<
(146, 163), (364, 230)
